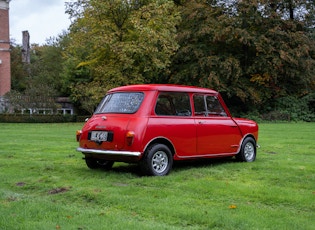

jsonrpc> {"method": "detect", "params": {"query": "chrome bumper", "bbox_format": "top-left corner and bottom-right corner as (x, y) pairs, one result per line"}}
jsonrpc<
(76, 147), (141, 157)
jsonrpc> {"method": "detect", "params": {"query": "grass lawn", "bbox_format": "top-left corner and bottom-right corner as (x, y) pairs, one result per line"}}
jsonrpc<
(0, 122), (314, 229)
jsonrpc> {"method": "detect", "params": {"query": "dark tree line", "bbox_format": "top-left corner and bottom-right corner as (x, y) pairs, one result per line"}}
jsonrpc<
(171, 0), (315, 117)
(7, 0), (315, 120)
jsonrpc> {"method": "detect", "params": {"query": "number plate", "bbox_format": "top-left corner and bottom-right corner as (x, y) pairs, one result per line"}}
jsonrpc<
(90, 131), (108, 142)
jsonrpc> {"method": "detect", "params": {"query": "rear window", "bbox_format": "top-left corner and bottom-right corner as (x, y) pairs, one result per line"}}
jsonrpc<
(95, 92), (144, 114)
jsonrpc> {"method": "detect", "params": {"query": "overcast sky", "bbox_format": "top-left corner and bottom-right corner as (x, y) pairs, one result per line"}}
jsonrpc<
(9, 0), (72, 45)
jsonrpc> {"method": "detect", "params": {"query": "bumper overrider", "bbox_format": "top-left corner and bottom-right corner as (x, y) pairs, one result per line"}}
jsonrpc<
(76, 147), (141, 157)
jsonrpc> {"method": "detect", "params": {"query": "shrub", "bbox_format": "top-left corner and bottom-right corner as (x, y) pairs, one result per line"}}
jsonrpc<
(0, 114), (78, 123)
(273, 95), (315, 122)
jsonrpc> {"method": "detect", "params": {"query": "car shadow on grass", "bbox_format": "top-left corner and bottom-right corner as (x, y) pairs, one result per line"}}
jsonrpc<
(172, 157), (236, 172)
(78, 157), (237, 177)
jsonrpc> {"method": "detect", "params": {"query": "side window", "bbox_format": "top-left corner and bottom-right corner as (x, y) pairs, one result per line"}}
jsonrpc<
(155, 92), (191, 116)
(206, 96), (227, 116)
(193, 95), (206, 116)
(193, 94), (227, 117)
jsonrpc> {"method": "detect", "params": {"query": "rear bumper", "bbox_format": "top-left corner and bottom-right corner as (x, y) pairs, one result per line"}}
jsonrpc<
(76, 147), (141, 157)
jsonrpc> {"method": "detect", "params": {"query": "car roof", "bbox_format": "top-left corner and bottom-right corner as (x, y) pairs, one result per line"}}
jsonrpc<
(108, 84), (218, 94)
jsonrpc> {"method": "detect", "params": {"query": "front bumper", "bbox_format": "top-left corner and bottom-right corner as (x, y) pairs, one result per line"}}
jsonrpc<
(76, 147), (141, 157)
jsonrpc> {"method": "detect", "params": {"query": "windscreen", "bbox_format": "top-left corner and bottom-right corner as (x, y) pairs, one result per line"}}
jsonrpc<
(94, 92), (144, 114)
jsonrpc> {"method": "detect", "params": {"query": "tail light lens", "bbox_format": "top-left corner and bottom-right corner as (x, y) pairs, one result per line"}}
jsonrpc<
(76, 130), (82, 142)
(126, 131), (135, 146)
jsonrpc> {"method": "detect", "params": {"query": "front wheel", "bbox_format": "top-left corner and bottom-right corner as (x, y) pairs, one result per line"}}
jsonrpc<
(85, 158), (114, 170)
(236, 137), (256, 162)
(140, 144), (173, 176)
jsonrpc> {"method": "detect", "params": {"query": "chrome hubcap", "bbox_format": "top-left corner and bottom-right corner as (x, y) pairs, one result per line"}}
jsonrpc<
(244, 142), (255, 161)
(152, 151), (168, 173)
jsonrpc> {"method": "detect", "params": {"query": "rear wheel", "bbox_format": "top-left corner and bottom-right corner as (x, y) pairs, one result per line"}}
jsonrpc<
(236, 137), (256, 162)
(140, 144), (173, 176)
(85, 158), (114, 170)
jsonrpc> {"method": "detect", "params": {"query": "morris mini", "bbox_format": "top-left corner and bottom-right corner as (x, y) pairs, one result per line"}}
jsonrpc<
(76, 84), (259, 176)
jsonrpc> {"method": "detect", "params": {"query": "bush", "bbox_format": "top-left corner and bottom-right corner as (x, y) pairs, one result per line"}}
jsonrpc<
(260, 111), (291, 121)
(231, 94), (315, 122)
(0, 114), (79, 123)
(273, 95), (315, 122)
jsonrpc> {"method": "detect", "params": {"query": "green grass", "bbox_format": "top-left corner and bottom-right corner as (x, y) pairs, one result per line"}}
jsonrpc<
(0, 122), (314, 230)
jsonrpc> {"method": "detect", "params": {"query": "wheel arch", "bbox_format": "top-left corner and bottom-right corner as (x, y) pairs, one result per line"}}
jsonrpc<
(244, 134), (257, 142)
(143, 137), (176, 157)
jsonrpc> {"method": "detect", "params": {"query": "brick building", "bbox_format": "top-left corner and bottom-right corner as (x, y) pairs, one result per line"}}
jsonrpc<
(0, 0), (11, 96)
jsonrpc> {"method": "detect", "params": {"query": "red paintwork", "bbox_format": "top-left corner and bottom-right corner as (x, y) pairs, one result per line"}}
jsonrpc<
(77, 84), (258, 162)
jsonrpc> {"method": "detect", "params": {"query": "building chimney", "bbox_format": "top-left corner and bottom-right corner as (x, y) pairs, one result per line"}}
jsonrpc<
(0, 0), (11, 96)
(22, 30), (30, 63)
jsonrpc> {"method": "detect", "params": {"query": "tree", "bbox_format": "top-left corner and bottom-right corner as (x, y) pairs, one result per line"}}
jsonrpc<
(8, 34), (69, 113)
(5, 80), (59, 114)
(170, 0), (257, 104)
(64, 0), (180, 112)
(10, 42), (28, 92)
(171, 0), (315, 113)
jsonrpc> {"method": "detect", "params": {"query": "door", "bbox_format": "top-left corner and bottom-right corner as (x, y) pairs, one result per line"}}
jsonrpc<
(193, 94), (241, 155)
(146, 92), (196, 157)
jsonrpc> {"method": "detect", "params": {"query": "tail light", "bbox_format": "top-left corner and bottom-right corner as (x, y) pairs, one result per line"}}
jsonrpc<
(126, 131), (135, 146)
(76, 130), (82, 142)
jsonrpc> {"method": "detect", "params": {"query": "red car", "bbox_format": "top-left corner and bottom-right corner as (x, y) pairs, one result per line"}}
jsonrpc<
(76, 84), (259, 176)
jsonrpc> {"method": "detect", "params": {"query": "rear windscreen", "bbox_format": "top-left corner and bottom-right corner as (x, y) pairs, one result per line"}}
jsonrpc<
(94, 92), (144, 114)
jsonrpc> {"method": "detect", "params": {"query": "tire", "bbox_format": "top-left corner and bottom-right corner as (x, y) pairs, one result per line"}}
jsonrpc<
(140, 144), (173, 176)
(236, 137), (256, 162)
(85, 158), (114, 170)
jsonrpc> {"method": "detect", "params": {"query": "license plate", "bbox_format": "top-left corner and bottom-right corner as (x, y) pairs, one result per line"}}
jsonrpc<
(90, 131), (108, 142)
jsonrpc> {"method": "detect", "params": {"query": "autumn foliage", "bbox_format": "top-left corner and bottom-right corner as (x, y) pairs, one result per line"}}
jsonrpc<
(9, 0), (315, 119)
